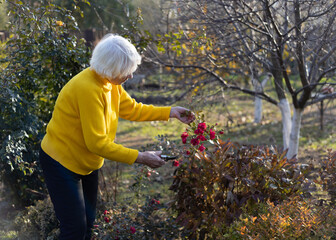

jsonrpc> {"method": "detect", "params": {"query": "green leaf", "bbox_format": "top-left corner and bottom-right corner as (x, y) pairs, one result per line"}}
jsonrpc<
(157, 45), (165, 53)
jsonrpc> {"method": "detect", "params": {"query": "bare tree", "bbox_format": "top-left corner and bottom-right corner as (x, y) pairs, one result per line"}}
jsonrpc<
(144, 0), (336, 158)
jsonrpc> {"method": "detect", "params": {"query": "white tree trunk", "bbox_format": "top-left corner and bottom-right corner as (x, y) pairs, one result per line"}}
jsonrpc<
(278, 99), (291, 150)
(253, 75), (270, 123)
(254, 97), (263, 123)
(287, 108), (303, 159)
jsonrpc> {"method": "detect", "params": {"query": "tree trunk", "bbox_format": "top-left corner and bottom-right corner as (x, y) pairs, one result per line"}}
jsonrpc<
(287, 107), (303, 159)
(254, 97), (263, 123)
(270, 49), (290, 150)
(253, 75), (270, 123)
(278, 98), (292, 150)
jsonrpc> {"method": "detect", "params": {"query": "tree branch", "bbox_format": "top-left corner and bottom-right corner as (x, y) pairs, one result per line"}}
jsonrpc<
(306, 92), (336, 106)
(144, 57), (278, 105)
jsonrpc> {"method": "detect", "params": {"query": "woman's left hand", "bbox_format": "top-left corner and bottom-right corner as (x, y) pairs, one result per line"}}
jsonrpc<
(170, 106), (195, 124)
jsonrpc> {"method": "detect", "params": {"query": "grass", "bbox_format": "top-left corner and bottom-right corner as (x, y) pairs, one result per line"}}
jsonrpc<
(115, 118), (186, 148)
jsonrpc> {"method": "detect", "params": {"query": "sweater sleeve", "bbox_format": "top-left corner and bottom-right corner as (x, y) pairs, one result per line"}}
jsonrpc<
(77, 86), (139, 165)
(119, 86), (171, 121)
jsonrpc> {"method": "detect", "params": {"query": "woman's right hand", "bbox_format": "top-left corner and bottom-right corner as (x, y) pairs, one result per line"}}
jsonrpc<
(135, 151), (166, 168)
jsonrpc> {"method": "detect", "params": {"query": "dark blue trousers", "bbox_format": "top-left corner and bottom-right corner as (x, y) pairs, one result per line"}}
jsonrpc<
(39, 148), (98, 240)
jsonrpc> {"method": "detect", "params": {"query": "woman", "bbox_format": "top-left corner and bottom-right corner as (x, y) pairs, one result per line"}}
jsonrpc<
(39, 34), (194, 240)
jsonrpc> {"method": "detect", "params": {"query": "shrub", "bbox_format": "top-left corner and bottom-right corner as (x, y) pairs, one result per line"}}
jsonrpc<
(3, 1), (91, 122)
(0, 85), (45, 206)
(14, 198), (59, 240)
(169, 116), (310, 238)
(0, 0), (90, 206)
(93, 198), (186, 240)
(319, 150), (336, 206)
(227, 197), (336, 240)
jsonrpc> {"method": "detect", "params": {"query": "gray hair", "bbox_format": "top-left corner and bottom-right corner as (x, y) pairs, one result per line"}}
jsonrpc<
(90, 34), (141, 79)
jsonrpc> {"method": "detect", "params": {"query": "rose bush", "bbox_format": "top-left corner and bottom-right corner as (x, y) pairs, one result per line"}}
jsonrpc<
(170, 115), (312, 239)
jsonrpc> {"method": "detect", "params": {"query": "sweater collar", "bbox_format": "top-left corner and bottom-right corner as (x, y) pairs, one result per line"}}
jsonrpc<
(90, 68), (112, 91)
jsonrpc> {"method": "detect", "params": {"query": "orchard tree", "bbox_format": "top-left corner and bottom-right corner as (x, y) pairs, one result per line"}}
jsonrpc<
(146, 0), (336, 158)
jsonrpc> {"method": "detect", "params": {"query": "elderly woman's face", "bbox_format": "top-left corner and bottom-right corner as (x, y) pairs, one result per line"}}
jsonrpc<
(108, 73), (133, 85)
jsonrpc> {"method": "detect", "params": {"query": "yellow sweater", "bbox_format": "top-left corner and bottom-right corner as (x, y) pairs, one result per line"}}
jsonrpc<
(41, 68), (171, 175)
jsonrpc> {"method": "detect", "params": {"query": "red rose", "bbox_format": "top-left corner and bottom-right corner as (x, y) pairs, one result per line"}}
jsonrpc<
(186, 150), (191, 155)
(181, 132), (189, 144)
(197, 134), (207, 141)
(194, 128), (203, 135)
(191, 138), (200, 146)
(104, 210), (109, 215)
(151, 199), (160, 204)
(104, 217), (110, 223)
(173, 160), (180, 167)
(130, 226), (136, 234)
(210, 129), (216, 140)
(219, 130), (224, 134)
(181, 132), (188, 138)
(198, 144), (205, 152)
(198, 122), (207, 131)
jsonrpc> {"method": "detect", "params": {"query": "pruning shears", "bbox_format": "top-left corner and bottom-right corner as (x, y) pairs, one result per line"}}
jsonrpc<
(160, 155), (178, 161)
